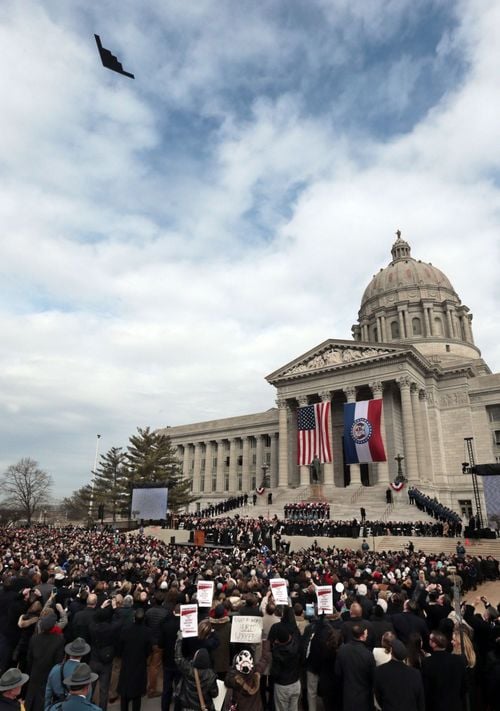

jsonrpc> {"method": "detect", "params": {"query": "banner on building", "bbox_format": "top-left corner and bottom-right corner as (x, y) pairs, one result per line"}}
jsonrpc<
(343, 398), (386, 464)
(297, 402), (332, 465)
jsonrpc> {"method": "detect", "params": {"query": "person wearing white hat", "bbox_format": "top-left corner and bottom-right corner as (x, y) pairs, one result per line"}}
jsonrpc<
(0, 668), (29, 711)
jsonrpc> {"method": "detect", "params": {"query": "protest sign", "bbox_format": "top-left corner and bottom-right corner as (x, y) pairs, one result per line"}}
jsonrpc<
(316, 585), (333, 614)
(230, 615), (263, 644)
(180, 604), (198, 638)
(270, 578), (288, 605)
(197, 580), (214, 607)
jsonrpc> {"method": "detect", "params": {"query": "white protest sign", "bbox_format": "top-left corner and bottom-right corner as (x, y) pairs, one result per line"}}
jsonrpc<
(180, 604), (198, 638)
(270, 578), (288, 605)
(316, 585), (333, 614)
(230, 615), (263, 644)
(197, 581), (214, 607)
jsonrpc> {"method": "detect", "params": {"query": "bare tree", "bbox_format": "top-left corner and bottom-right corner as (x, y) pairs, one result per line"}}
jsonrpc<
(1, 458), (52, 525)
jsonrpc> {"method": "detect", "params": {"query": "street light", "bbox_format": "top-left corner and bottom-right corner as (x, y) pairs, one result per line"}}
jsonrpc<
(88, 434), (102, 520)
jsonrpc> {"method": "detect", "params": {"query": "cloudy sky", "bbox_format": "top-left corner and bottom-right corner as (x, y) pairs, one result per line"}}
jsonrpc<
(1, 0), (499, 497)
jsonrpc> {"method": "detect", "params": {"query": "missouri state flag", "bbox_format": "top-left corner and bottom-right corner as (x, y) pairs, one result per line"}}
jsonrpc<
(343, 398), (386, 464)
(297, 402), (332, 465)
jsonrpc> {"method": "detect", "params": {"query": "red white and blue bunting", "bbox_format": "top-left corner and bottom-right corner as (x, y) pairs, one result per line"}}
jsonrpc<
(256, 486), (265, 496)
(390, 480), (405, 492)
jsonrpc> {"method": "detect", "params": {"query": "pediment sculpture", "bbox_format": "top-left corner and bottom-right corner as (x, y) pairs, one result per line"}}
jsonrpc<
(282, 346), (393, 376)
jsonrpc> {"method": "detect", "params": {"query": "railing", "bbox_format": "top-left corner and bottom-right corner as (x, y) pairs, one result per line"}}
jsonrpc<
(350, 486), (364, 504)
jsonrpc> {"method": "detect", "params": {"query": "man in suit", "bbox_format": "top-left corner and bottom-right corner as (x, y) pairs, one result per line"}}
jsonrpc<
(374, 639), (424, 711)
(335, 622), (375, 711)
(421, 631), (468, 711)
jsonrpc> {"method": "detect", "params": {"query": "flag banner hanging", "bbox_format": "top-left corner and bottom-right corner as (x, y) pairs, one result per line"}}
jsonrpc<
(297, 402), (332, 465)
(343, 399), (386, 464)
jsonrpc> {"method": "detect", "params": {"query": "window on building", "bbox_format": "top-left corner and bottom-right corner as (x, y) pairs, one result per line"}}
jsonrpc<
(252, 454), (256, 465)
(250, 438), (256, 449)
(494, 430), (500, 446)
(373, 326), (378, 342)
(488, 406), (500, 422)
(225, 456), (230, 466)
(201, 458), (205, 471)
(237, 472), (242, 490)
(251, 475), (256, 490)
(213, 456), (217, 470)
(212, 474), (217, 492)
(200, 475), (205, 491)
(265, 435), (271, 447)
(237, 455), (243, 466)
(224, 472), (229, 489)
(412, 317), (422, 336)
(390, 321), (400, 339)
(266, 452), (271, 465)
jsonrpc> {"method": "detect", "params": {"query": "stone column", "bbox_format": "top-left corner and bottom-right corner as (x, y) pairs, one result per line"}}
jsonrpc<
(192, 442), (202, 493)
(242, 436), (250, 493)
(410, 383), (425, 480)
(344, 386), (361, 486)
(297, 396), (310, 486)
(255, 435), (263, 487)
(203, 441), (213, 493)
(270, 433), (278, 488)
(229, 438), (238, 493)
(182, 444), (190, 481)
(427, 307), (434, 336)
(369, 381), (390, 483)
(215, 440), (225, 492)
(446, 308), (455, 338)
(398, 308), (406, 338)
(419, 390), (434, 482)
(397, 377), (418, 481)
(319, 390), (334, 485)
(423, 304), (432, 337)
(277, 398), (289, 488)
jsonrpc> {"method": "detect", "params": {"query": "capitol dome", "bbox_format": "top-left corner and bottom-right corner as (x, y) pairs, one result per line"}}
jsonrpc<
(352, 232), (480, 364)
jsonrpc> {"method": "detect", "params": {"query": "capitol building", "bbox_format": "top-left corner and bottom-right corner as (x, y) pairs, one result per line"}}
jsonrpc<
(161, 234), (500, 521)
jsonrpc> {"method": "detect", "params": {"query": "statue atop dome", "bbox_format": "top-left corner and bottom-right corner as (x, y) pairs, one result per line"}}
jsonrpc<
(391, 229), (411, 261)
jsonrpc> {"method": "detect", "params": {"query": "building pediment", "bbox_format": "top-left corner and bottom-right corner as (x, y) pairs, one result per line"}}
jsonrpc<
(266, 339), (408, 384)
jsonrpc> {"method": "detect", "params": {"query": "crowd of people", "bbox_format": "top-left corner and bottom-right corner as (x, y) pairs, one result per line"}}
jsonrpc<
(174, 513), (462, 545)
(0, 524), (499, 711)
(283, 504), (331, 521)
(408, 488), (463, 534)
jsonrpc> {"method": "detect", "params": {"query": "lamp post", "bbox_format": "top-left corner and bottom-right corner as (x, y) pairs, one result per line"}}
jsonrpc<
(88, 434), (102, 521)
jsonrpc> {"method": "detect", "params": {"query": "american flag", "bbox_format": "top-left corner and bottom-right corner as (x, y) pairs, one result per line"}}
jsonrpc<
(297, 402), (332, 465)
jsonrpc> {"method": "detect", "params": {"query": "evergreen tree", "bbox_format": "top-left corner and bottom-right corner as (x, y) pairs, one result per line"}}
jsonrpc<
(126, 426), (196, 511)
(61, 485), (93, 522)
(92, 446), (128, 521)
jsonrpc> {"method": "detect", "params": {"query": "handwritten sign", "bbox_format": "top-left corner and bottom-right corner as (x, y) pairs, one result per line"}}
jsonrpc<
(197, 581), (214, 607)
(316, 585), (333, 614)
(180, 604), (198, 638)
(270, 578), (288, 605)
(230, 615), (263, 644)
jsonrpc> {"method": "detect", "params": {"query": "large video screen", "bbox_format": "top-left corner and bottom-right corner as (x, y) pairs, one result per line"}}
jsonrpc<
(130, 487), (168, 521)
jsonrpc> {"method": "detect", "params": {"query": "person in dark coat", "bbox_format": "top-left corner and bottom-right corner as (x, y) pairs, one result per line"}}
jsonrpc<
(0, 668), (29, 711)
(391, 600), (429, 649)
(421, 631), (468, 711)
(317, 625), (342, 711)
(25, 612), (65, 711)
(175, 640), (218, 711)
(118, 609), (152, 711)
(159, 607), (180, 711)
(374, 639), (425, 711)
(88, 603), (121, 711)
(334, 623), (375, 711)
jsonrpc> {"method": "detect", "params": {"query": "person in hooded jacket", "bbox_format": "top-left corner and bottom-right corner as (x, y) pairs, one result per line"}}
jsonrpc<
(269, 624), (301, 711)
(224, 642), (271, 711)
(174, 637), (218, 711)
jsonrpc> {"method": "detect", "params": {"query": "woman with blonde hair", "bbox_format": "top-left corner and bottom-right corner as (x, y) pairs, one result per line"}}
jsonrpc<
(452, 628), (476, 707)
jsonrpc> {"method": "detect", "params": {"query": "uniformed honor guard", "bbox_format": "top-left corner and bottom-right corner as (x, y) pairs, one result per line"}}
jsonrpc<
(49, 663), (101, 711)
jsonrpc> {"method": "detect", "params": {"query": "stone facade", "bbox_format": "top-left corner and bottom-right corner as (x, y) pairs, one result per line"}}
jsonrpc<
(160, 235), (500, 521)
